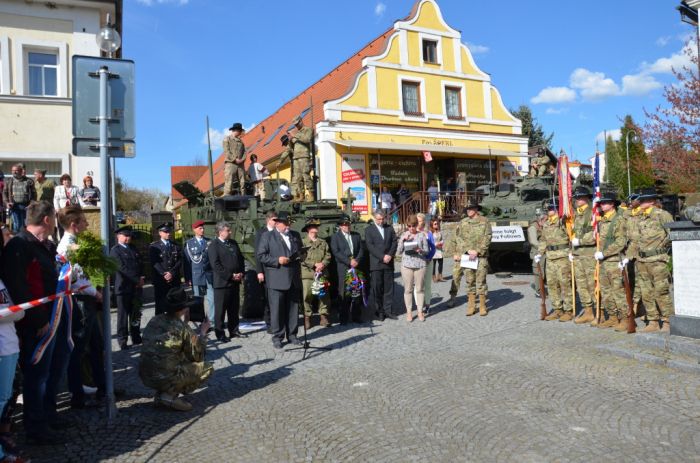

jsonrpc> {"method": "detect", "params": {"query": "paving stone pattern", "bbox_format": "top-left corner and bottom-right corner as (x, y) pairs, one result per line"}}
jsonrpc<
(25, 267), (700, 463)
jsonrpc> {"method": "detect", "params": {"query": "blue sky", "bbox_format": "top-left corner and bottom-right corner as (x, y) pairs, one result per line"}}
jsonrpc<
(119, 0), (697, 192)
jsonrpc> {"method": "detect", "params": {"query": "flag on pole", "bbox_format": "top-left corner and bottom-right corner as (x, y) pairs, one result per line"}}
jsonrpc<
(557, 152), (574, 237)
(592, 151), (602, 239)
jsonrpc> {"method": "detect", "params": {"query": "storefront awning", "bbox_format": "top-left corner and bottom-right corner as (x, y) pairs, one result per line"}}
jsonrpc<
(330, 139), (526, 157)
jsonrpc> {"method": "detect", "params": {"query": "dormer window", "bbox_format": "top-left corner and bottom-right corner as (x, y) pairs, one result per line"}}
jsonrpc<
(422, 39), (438, 64)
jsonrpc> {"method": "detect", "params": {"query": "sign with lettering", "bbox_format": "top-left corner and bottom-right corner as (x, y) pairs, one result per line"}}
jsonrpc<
(369, 155), (421, 192)
(491, 225), (525, 242)
(455, 159), (496, 191)
(341, 154), (368, 214)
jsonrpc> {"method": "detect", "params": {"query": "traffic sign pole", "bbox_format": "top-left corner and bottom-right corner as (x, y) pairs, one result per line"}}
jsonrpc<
(98, 65), (117, 420)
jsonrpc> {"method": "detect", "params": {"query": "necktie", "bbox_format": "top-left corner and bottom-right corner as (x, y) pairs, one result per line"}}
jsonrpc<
(345, 233), (353, 255)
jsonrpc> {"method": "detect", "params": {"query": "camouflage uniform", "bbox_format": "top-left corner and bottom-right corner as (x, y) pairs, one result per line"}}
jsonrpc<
(597, 209), (628, 320)
(223, 134), (246, 195)
(455, 215), (492, 296)
(527, 219), (544, 296)
(291, 126), (314, 198)
(530, 153), (551, 177)
(538, 215), (573, 314)
(278, 144), (297, 197)
(301, 235), (332, 317)
(138, 314), (213, 394)
(571, 204), (597, 313)
(623, 206), (643, 305)
(635, 206), (674, 322)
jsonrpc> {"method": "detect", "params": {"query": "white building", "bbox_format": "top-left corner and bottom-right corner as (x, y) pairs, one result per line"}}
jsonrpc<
(0, 0), (121, 186)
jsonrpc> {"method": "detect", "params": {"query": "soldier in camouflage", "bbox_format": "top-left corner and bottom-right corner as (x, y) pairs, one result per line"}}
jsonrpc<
(535, 199), (574, 321)
(529, 148), (552, 177)
(593, 192), (629, 330)
(622, 193), (643, 315)
(452, 202), (492, 316)
(634, 188), (674, 333)
(223, 122), (246, 195)
(278, 134), (297, 198)
(301, 220), (332, 329)
(570, 186), (597, 324)
(290, 116), (314, 201)
(527, 213), (546, 298)
(139, 288), (213, 412)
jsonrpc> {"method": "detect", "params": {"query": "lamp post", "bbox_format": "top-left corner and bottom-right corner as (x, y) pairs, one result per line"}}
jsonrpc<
(625, 130), (639, 197)
(95, 14), (121, 420)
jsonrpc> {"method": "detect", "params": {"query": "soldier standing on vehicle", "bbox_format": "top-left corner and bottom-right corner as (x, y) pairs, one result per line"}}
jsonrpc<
(569, 186), (597, 324)
(594, 192), (628, 330)
(453, 202), (492, 316)
(534, 199), (574, 321)
(223, 122), (246, 195)
(290, 116), (314, 201)
(634, 188), (674, 333)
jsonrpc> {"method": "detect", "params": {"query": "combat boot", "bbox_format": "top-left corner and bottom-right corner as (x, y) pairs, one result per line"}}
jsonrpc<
(156, 392), (192, 412)
(466, 294), (476, 316)
(598, 315), (618, 329)
(320, 314), (330, 327)
(479, 295), (488, 316)
(641, 320), (660, 333)
(575, 307), (594, 324)
(304, 315), (312, 331)
(545, 309), (563, 321)
(447, 295), (456, 308)
(613, 316), (629, 332)
(558, 311), (573, 322)
(590, 313), (604, 327)
(660, 318), (670, 333)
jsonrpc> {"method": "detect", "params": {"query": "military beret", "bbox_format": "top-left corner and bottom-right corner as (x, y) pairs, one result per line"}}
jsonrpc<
(192, 220), (205, 229)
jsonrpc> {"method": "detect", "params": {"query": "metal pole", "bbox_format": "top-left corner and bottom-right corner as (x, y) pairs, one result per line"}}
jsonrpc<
(98, 66), (117, 420)
(625, 132), (632, 197)
(206, 116), (214, 197)
(110, 157), (117, 216)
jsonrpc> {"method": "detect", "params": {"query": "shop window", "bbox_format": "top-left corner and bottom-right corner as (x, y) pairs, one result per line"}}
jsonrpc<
(401, 81), (422, 116)
(422, 39), (438, 64)
(445, 87), (462, 120)
(28, 52), (58, 96)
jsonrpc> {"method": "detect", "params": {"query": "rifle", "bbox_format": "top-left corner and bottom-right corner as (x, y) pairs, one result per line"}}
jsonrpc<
(621, 265), (635, 333)
(536, 261), (547, 320)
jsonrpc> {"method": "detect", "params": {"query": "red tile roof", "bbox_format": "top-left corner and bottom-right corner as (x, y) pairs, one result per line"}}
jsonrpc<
(192, 2), (424, 193)
(171, 166), (207, 199)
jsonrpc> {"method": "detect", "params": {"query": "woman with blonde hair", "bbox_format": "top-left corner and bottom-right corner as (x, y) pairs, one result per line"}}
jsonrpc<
(397, 214), (429, 321)
(79, 175), (101, 207)
(415, 213), (436, 315)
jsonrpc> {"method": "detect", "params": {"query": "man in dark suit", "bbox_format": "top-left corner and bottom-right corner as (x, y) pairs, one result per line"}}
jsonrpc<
(207, 221), (246, 341)
(149, 222), (182, 315)
(330, 215), (365, 324)
(254, 211), (278, 333)
(256, 211), (303, 349)
(110, 226), (145, 349)
(364, 209), (398, 321)
(184, 220), (214, 321)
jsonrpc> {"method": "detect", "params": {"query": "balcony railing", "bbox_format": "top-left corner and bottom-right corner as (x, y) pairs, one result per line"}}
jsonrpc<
(386, 190), (483, 225)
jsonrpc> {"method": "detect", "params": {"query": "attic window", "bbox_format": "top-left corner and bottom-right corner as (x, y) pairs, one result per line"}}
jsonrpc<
(422, 39), (438, 64)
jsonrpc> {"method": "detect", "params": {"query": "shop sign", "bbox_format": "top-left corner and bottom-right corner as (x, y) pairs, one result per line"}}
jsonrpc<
(341, 154), (368, 213)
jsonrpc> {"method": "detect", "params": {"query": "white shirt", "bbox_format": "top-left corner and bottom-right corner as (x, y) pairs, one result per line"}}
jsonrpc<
(248, 162), (269, 182)
(57, 231), (77, 257)
(343, 232), (354, 254)
(0, 280), (19, 356)
(280, 231), (291, 250)
(376, 223), (385, 239)
(380, 192), (394, 209)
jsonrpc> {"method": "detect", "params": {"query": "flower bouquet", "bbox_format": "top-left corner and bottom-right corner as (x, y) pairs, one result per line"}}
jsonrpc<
(344, 268), (368, 306)
(311, 273), (331, 298)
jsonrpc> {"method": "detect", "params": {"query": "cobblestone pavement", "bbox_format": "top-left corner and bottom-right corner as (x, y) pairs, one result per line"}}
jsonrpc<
(24, 267), (700, 463)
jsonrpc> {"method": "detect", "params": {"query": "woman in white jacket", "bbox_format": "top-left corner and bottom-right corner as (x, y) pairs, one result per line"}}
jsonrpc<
(53, 174), (80, 211)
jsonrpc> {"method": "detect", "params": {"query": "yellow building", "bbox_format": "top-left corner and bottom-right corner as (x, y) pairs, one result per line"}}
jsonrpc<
(195, 0), (527, 218)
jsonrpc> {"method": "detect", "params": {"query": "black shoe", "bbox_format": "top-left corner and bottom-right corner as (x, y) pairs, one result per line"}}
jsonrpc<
(375, 311), (386, 321)
(272, 340), (283, 349)
(352, 317), (363, 324)
(287, 337), (303, 346)
(424, 306), (431, 316)
(229, 329), (247, 338)
(215, 330), (230, 343)
(384, 312), (398, 320)
(131, 337), (142, 346)
(26, 431), (63, 446)
(119, 343), (130, 351)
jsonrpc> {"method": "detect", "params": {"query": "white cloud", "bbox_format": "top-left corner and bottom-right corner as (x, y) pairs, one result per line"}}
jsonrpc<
(621, 73), (662, 96)
(656, 36), (671, 47)
(530, 86), (577, 104)
(137, 0), (189, 5)
(545, 107), (568, 115)
(466, 42), (489, 54)
(202, 127), (226, 148)
(569, 68), (620, 101)
(595, 129), (622, 144)
(640, 44), (694, 74)
(374, 2), (386, 17)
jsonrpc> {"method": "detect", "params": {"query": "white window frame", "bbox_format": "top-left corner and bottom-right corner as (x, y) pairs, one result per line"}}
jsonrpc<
(0, 36), (9, 94)
(27, 51), (59, 97)
(398, 75), (428, 122)
(441, 80), (468, 126)
(14, 38), (68, 98)
(419, 32), (443, 69)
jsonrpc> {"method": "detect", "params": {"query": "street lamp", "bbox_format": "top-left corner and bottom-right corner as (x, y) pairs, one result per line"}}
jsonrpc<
(97, 14), (121, 58)
(625, 130), (639, 196)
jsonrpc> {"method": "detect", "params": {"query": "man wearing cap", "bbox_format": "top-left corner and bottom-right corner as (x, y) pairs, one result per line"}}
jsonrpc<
(364, 209), (398, 321)
(534, 199), (574, 321)
(184, 220), (215, 323)
(289, 116), (314, 201)
(593, 192), (629, 330)
(150, 222), (182, 315)
(634, 188), (674, 332)
(330, 215), (365, 323)
(207, 221), (246, 341)
(139, 287), (213, 412)
(569, 186), (597, 324)
(34, 168), (56, 203)
(452, 202), (492, 316)
(111, 226), (145, 349)
(223, 122), (246, 196)
(529, 148), (551, 177)
(256, 212), (304, 348)
(301, 219), (332, 329)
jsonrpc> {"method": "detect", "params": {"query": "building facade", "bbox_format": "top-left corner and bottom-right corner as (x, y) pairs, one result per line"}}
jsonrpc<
(194, 0), (528, 218)
(0, 0), (120, 186)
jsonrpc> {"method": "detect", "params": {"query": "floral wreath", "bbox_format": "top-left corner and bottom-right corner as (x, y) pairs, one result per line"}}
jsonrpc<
(344, 268), (368, 306)
(311, 273), (331, 298)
